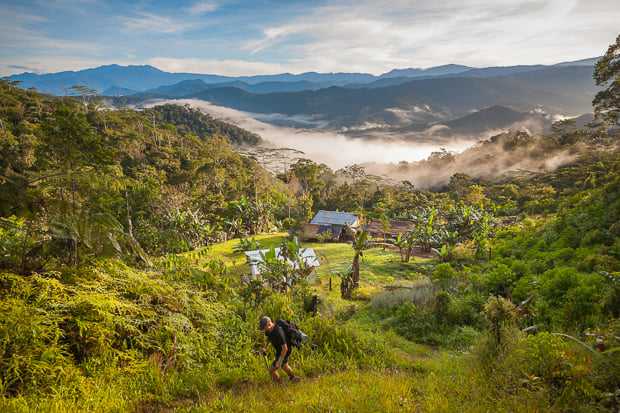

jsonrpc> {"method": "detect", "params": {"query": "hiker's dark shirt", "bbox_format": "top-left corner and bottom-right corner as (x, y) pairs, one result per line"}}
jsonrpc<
(265, 324), (290, 357)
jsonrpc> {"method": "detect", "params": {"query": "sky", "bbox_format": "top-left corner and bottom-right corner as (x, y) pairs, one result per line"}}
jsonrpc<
(1, 0), (618, 78)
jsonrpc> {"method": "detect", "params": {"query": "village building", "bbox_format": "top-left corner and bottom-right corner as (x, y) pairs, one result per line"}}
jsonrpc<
(301, 210), (360, 241)
(244, 247), (320, 277)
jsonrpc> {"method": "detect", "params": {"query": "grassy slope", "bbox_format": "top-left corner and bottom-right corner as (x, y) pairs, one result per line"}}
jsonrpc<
(200, 233), (434, 285)
(180, 235), (551, 412)
(0, 234), (557, 412)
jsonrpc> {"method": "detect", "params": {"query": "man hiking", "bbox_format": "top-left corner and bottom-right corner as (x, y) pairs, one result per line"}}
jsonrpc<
(258, 316), (301, 383)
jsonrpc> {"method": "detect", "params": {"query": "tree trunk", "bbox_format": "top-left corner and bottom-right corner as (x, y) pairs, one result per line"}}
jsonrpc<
(352, 254), (360, 288)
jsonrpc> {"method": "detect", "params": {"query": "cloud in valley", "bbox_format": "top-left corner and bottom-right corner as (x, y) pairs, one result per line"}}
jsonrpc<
(142, 99), (475, 172)
(137, 99), (591, 189)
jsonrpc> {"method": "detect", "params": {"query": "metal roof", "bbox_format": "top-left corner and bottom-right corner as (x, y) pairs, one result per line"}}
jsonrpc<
(244, 247), (320, 276)
(310, 210), (358, 226)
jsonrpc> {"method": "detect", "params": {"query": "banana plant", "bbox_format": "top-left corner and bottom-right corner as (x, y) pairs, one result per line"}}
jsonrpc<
(391, 232), (416, 262)
(472, 229), (489, 260)
(348, 227), (368, 290)
(432, 229), (459, 262)
(332, 264), (354, 299)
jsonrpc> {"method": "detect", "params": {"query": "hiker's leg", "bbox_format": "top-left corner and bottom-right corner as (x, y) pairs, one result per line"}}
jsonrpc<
(282, 363), (300, 381)
(268, 364), (280, 381)
(281, 363), (293, 376)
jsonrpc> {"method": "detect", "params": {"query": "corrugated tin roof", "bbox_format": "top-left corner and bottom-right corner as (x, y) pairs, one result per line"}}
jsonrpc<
(244, 247), (320, 276)
(310, 210), (358, 226)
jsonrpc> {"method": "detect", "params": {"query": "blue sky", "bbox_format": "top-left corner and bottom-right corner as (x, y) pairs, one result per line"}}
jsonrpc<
(1, 0), (618, 77)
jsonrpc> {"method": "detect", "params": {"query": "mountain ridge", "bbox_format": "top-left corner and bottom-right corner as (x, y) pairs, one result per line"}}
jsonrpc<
(9, 58), (599, 96)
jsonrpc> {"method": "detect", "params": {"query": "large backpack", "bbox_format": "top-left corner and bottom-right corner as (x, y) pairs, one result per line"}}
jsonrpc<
(275, 319), (309, 348)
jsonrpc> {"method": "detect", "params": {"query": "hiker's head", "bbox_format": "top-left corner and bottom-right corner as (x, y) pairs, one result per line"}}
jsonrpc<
(258, 316), (273, 331)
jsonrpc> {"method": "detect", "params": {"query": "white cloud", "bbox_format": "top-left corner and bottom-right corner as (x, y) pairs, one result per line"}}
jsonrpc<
(146, 57), (293, 76)
(241, 0), (618, 73)
(243, 24), (306, 54)
(123, 12), (190, 34)
(143, 99), (474, 170)
(184, 1), (218, 15)
(0, 57), (118, 76)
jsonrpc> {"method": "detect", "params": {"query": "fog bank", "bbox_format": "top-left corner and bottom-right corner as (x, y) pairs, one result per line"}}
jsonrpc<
(143, 99), (477, 170)
(141, 98), (589, 189)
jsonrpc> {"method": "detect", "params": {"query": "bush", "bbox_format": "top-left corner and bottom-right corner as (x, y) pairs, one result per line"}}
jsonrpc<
(0, 217), (44, 275)
(534, 268), (608, 330)
(233, 236), (262, 252)
(482, 263), (515, 295)
(0, 274), (80, 395)
(507, 329), (620, 412)
(432, 263), (457, 289)
(392, 291), (483, 349)
(479, 296), (520, 360)
(448, 293), (485, 328)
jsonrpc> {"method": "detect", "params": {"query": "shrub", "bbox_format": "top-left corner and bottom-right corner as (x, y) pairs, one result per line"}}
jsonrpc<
(0, 217), (44, 275)
(507, 329), (620, 412)
(301, 315), (390, 370)
(0, 274), (80, 395)
(482, 263), (515, 295)
(479, 296), (520, 359)
(432, 291), (451, 323)
(233, 236), (262, 252)
(393, 302), (442, 346)
(448, 293), (485, 328)
(432, 263), (457, 288)
(392, 291), (483, 349)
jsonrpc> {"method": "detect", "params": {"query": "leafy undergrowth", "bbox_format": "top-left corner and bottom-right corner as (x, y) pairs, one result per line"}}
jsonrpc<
(2, 229), (618, 412)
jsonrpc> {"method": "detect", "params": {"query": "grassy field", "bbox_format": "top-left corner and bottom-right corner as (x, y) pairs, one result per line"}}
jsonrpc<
(198, 233), (435, 285)
(1, 233), (589, 412)
(172, 235), (551, 412)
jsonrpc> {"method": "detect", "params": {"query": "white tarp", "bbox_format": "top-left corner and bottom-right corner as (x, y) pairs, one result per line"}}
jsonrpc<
(244, 247), (320, 276)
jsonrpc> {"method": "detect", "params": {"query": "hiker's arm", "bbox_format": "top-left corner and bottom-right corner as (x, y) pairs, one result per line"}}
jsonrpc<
(260, 337), (269, 355)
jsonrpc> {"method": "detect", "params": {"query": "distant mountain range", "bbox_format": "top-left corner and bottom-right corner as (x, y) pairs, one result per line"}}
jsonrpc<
(9, 58), (598, 97)
(136, 65), (595, 127)
(8, 58), (600, 132)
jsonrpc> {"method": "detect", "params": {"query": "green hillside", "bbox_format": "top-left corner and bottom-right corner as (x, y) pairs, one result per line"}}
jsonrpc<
(0, 64), (619, 412)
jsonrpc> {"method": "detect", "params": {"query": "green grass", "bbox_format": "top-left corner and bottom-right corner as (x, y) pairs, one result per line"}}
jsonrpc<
(195, 235), (435, 290)
(195, 232), (290, 277)
(308, 242), (436, 284)
(3, 233), (608, 413)
(134, 356), (551, 413)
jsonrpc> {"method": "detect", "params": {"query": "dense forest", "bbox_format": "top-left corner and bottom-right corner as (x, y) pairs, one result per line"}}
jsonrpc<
(0, 36), (619, 412)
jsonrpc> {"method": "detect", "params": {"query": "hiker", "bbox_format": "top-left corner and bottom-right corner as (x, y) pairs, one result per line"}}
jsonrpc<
(258, 316), (301, 382)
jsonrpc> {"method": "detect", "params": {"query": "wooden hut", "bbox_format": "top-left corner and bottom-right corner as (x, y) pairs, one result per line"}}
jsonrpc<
(301, 210), (360, 241)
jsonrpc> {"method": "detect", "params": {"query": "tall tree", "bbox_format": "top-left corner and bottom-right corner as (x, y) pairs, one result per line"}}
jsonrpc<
(449, 173), (473, 203)
(593, 34), (620, 126)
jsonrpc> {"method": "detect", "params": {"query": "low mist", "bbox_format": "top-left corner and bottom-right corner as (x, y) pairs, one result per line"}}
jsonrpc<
(142, 99), (580, 189)
(144, 98), (476, 167)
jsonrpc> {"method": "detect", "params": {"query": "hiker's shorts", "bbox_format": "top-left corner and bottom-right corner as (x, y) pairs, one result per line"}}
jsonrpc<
(272, 345), (292, 367)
